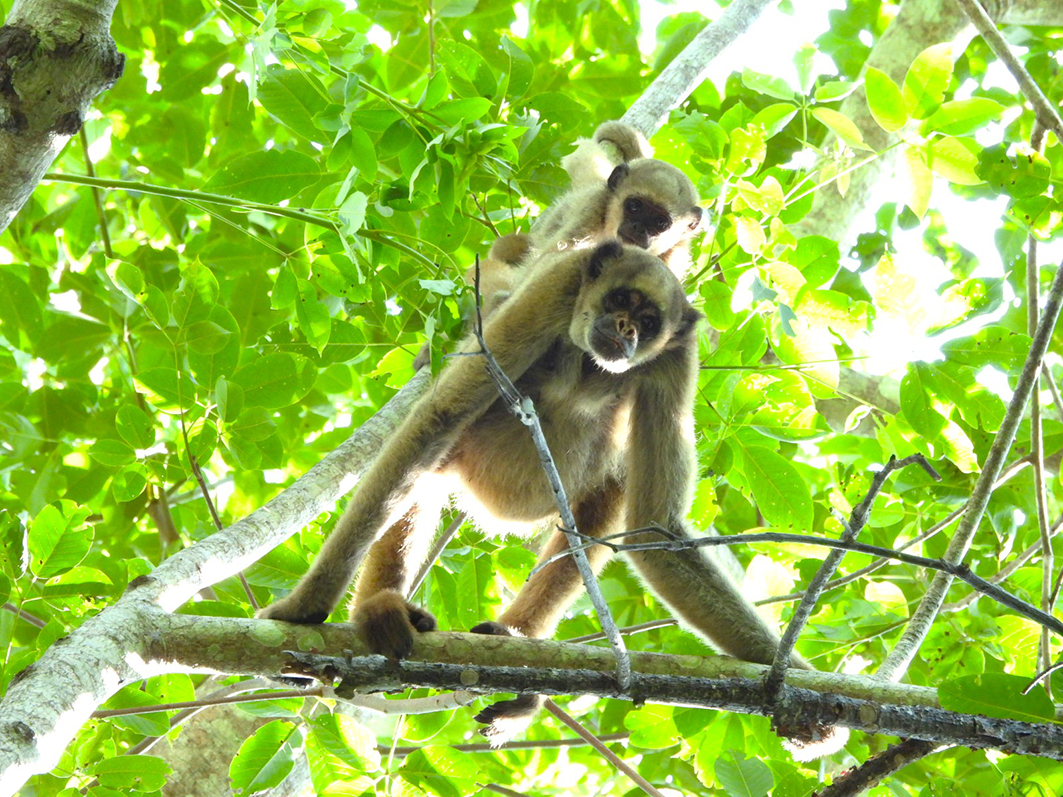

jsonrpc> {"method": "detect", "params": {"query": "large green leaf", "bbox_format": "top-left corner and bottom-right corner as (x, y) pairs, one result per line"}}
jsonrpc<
(29, 501), (93, 579)
(204, 150), (322, 203)
(740, 446), (814, 530)
(232, 353), (317, 408)
(229, 720), (301, 795)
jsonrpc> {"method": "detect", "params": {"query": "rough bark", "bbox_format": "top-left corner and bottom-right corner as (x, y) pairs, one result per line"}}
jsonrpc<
(0, 0), (123, 232)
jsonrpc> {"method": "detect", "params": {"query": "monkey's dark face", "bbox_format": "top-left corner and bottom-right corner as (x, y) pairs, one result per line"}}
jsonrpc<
(571, 242), (698, 374)
(605, 162), (703, 261)
(618, 196), (672, 250)
(587, 286), (663, 371)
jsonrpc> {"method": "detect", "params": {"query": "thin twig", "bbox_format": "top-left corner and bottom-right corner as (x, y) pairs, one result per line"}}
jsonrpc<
(78, 127), (113, 259)
(817, 739), (942, 797)
(1027, 121), (1053, 692)
(468, 258), (632, 690)
(407, 512), (466, 597)
(1045, 369), (1063, 426)
(759, 456), (1032, 606)
(2, 603), (46, 629)
(878, 253), (1063, 682)
(381, 732), (630, 756)
(181, 420), (259, 610)
(953, 0), (1063, 142)
(945, 514), (1063, 612)
(765, 455), (939, 699)
(543, 701), (667, 797)
(536, 528), (1063, 639)
(565, 618), (678, 645)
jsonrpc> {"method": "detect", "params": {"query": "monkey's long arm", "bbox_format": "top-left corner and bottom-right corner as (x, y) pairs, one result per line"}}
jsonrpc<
(260, 256), (584, 624)
(622, 344), (811, 669)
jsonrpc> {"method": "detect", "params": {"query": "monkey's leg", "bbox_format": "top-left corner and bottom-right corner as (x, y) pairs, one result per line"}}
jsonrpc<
(351, 484), (449, 659)
(260, 265), (579, 627)
(472, 478), (623, 745)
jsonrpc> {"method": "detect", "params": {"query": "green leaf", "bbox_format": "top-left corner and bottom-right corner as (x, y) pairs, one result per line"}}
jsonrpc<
(112, 465), (148, 503)
(902, 43), (953, 118)
(939, 674), (1055, 722)
(399, 746), (479, 797)
(899, 145), (932, 219)
(699, 280), (736, 331)
(306, 714), (380, 795)
(740, 446), (814, 530)
(813, 80), (857, 102)
(204, 150), (321, 203)
(436, 40), (495, 98)
(864, 67), (908, 132)
(432, 97), (493, 125)
(741, 69), (794, 101)
(928, 136), (982, 185)
(900, 362), (947, 438)
(940, 326), (1031, 370)
(976, 143), (1051, 198)
(257, 64), (330, 142)
(101, 686), (172, 736)
(922, 97), (1004, 135)
(810, 107), (868, 150)
(230, 720), (301, 795)
(93, 755), (172, 792)
(715, 751), (773, 797)
(88, 439), (136, 468)
(134, 368), (198, 409)
(750, 103), (797, 139)
(0, 269), (42, 347)
(232, 353), (317, 409)
(29, 502), (92, 580)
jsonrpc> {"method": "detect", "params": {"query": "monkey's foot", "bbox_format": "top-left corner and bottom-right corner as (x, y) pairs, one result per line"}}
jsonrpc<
(352, 590), (436, 660)
(474, 694), (544, 747)
(779, 722), (850, 762)
(469, 621), (542, 745)
(257, 597), (330, 625)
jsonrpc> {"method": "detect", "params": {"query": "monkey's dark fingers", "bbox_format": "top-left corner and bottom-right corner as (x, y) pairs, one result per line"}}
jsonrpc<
(353, 590), (437, 660)
(470, 620), (512, 637)
(474, 694), (544, 747)
(257, 600), (329, 625)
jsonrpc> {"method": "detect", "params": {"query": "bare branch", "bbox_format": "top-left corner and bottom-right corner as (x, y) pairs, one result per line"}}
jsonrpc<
(621, 0), (775, 136)
(468, 259), (631, 690)
(879, 254), (1063, 682)
(818, 739), (943, 797)
(543, 701), (667, 797)
(765, 455), (939, 698)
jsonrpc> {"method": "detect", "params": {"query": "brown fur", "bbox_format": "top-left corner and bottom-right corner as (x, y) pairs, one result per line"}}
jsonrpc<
(260, 241), (841, 752)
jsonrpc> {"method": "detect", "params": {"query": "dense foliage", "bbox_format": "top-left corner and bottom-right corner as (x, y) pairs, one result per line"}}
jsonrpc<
(1, 0), (1062, 794)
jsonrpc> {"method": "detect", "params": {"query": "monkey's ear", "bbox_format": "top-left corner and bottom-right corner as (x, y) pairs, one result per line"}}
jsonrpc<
(587, 240), (624, 279)
(607, 163), (630, 191)
(678, 304), (704, 336)
(688, 206), (704, 231)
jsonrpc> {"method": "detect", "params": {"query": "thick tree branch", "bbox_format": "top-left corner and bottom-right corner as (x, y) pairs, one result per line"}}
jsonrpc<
(622, 0), (775, 136)
(0, 0), (124, 232)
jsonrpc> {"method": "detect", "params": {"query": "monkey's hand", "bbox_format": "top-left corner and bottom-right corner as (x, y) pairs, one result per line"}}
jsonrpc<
(352, 590), (437, 660)
(257, 596), (331, 625)
(469, 621), (544, 747)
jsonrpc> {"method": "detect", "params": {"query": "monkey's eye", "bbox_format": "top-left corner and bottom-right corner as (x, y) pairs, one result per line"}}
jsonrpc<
(641, 316), (660, 336)
(653, 215), (670, 233)
(624, 198), (643, 215)
(607, 290), (630, 310)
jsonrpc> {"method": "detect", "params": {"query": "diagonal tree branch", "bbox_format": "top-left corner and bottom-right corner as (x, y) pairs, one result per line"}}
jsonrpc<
(876, 0), (1063, 677)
